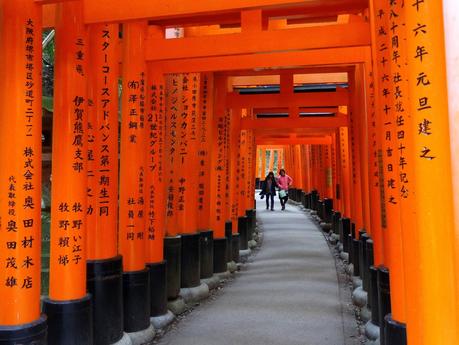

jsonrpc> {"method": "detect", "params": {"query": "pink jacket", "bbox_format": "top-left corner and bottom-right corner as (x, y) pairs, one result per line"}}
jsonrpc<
(276, 174), (292, 191)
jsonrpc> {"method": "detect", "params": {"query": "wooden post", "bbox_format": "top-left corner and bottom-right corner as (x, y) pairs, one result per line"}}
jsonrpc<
(163, 74), (183, 301)
(363, 44), (385, 266)
(210, 76), (230, 273)
(43, 2), (93, 343)
(348, 72), (364, 231)
(339, 127), (352, 218)
(86, 23), (124, 344)
(229, 109), (242, 232)
(178, 73), (203, 289)
(145, 63), (168, 318)
(0, 0), (47, 342)
(118, 21), (153, 338)
(405, 1), (459, 343)
(443, 2), (459, 335)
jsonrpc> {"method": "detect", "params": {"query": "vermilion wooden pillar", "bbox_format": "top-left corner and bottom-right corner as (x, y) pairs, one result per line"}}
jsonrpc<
(363, 46), (385, 266)
(353, 65), (371, 232)
(163, 74), (183, 301)
(333, 133), (343, 212)
(305, 145), (312, 192)
(229, 108), (242, 232)
(330, 135), (338, 205)
(118, 21), (154, 339)
(86, 23), (124, 344)
(176, 73), (203, 290)
(210, 76), (229, 273)
(371, 4), (402, 343)
(348, 72), (364, 232)
(339, 127), (352, 218)
(197, 72), (216, 280)
(246, 129), (256, 209)
(368, 0), (388, 269)
(197, 73), (214, 230)
(443, 6), (459, 342)
(43, 2), (93, 344)
(385, 1), (420, 342)
(145, 64), (168, 319)
(405, 1), (459, 343)
(325, 144), (333, 199)
(0, 1), (47, 342)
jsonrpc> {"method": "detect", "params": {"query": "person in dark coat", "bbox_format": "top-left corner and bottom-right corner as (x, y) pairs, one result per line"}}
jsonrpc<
(259, 171), (278, 211)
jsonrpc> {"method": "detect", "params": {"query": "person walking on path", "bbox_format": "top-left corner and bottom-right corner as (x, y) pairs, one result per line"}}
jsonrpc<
(276, 169), (293, 210)
(260, 171), (278, 211)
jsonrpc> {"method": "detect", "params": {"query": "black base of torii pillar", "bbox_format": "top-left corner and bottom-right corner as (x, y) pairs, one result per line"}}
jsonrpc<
(0, 315), (47, 345)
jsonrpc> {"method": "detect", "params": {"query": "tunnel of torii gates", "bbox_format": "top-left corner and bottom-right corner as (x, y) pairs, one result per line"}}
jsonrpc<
(1, 0), (459, 345)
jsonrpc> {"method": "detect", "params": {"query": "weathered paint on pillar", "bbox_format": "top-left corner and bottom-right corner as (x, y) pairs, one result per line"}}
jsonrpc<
(0, 0), (42, 324)
(119, 22), (147, 272)
(405, 1), (459, 343)
(87, 24), (119, 260)
(145, 66), (166, 263)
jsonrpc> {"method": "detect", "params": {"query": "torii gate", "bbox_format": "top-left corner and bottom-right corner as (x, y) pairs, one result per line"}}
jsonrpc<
(0, 1), (459, 345)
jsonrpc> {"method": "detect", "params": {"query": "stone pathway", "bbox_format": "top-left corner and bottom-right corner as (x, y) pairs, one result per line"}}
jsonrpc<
(156, 195), (358, 345)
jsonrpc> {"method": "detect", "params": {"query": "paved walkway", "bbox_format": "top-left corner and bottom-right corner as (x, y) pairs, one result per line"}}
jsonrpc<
(157, 195), (357, 345)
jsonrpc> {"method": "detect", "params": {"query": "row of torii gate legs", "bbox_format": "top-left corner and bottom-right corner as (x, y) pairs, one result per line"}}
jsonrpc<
(1, 1), (459, 345)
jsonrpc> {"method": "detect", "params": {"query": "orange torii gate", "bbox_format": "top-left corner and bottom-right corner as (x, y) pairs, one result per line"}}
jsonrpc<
(1, 1), (459, 345)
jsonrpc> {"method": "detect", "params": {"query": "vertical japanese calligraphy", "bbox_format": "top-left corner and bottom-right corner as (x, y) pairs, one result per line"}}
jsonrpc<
(87, 24), (119, 260)
(145, 67), (166, 263)
(197, 73), (214, 230)
(119, 22), (147, 272)
(405, 1), (459, 343)
(209, 76), (228, 238)
(0, 0), (42, 324)
(49, 2), (88, 301)
(229, 109), (242, 232)
(238, 130), (248, 218)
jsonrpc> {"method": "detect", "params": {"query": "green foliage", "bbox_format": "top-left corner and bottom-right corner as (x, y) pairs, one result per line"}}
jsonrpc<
(43, 95), (53, 112)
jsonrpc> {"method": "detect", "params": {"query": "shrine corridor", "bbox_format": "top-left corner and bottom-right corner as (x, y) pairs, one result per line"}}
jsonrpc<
(157, 195), (358, 345)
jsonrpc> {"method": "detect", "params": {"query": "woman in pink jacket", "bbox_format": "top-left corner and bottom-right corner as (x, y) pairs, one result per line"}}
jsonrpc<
(276, 169), (293, 210)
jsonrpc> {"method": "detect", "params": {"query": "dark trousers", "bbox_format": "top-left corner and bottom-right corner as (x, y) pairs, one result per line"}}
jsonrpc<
(279, 195), (288, 208)
(265, 193), (274, 209)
